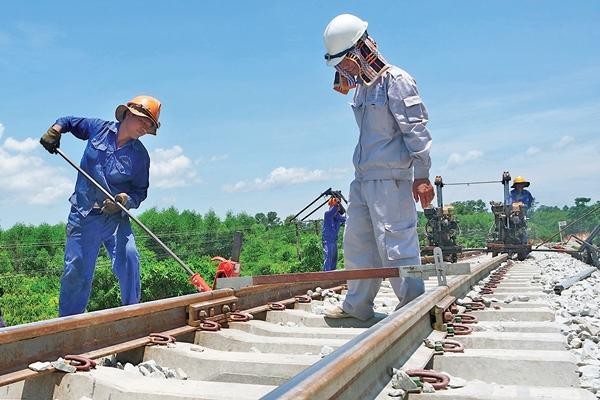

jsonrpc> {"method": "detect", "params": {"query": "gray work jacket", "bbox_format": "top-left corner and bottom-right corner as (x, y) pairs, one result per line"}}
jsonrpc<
(351, 66), (432, 181)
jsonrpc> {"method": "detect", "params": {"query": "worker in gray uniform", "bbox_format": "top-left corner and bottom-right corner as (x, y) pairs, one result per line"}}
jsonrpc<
(322, 14), (434, 320)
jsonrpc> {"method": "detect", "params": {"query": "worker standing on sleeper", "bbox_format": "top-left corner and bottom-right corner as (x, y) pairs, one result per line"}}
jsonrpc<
(322, 14), (434, 320)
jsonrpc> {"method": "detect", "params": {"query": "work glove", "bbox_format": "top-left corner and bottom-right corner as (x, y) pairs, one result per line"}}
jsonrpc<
(40, 127), (61, 154)
(101, 193), (130, 214)
(413, 178), (434, 209)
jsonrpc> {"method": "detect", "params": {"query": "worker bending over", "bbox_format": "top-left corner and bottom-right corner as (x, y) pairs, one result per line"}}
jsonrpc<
(322, 14), (434, 320)
(40, 96), (161, 317)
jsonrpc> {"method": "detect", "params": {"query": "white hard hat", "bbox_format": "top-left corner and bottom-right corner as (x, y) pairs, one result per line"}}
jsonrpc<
(323, 14), (368, 67)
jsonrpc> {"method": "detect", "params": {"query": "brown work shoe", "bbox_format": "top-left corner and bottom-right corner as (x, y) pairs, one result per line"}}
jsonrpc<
(324, 305), (353, 319)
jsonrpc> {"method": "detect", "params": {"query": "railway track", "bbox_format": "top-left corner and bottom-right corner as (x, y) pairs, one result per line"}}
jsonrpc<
(0, 252), (596, 399)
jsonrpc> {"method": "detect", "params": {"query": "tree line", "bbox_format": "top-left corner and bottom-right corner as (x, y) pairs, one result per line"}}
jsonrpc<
(0, 198), (598, 325)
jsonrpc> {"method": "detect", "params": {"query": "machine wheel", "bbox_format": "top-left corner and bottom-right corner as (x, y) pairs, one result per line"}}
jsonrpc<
(517, 252), (528, 261)
(491, 252), (498, 257)
(451, 253), (458, 263)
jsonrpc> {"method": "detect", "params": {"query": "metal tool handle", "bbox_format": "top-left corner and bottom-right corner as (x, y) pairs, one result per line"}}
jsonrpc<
(55, 148), (195, 276)
(290, 188), (332, 222)
(300, 198), (329, 222)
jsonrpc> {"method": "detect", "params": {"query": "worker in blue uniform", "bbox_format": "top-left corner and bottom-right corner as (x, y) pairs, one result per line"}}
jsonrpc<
(40, 95), (161, 317)
(0, 287), (5, 328)
(322, 15), (434, 320)
(510, 176), (534, 209)
(322, 197), (346, 271)
(510, 176), (534, 244)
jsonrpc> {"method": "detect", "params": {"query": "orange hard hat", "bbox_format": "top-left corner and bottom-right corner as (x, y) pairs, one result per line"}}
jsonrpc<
(115, 95), (161, 134)
(328, 197), (339, 206)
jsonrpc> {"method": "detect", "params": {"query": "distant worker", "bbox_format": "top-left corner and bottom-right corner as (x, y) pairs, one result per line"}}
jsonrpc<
(0, 287), (5, 328)
(322, 197), (346, 271)
(510, 176), (534, 209)
(322, 14), (434, 320)
(40, 95), (161, 317)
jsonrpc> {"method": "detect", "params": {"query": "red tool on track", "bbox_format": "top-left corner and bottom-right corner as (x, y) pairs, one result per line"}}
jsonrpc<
(55, 148), (211, 292)
(211, 256), (240, 289)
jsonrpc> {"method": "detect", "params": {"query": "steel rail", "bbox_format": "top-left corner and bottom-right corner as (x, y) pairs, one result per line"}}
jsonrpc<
(1, 252), (486, 392)
(263, 254), (508, 399)
(0, 281), (342, 387)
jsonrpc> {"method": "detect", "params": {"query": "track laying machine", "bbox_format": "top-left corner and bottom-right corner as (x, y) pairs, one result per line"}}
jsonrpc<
(486, 171), (531, 260)
(422, 176), (462, 262)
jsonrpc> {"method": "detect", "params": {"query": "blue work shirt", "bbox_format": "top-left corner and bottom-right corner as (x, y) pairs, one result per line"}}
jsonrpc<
(323, 205), (346, 240)
(55, 117), (150, 217)
(510, 189), (534, 209)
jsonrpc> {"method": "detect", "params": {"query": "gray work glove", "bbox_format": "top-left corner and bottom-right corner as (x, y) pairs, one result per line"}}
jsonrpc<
(101, 193), (130, 214)
(40, 127), (61, 154)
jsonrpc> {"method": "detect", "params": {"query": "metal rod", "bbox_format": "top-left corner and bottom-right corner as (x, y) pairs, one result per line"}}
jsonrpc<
(554, 266), (597, 295)
(535, 205), (600, 249)
(55, 149), (195, 276)
(300, 198), (329, 222)
(217, 261), (471, 289)
(290, 188), (331, 221)
(442, 180), (501, 186)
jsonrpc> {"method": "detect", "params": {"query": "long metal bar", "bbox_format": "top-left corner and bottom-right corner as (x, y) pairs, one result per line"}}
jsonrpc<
(461, 247), (580, 255)
(442, 180), (501, 186)
(215, 262), (471, 290)
(300, 198), (329, 221)
(263, 254), (508, 399)
(290, 188), (330, 221)
(554, 266), (597, 295)
(55, 148), (195, 276)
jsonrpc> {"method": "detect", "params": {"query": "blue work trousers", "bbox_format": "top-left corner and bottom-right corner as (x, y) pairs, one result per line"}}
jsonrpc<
(323, 237), (338, 271)
(59, 208), (141, 316)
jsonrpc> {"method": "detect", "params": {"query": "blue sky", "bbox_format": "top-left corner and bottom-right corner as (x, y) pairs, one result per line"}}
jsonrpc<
(0, 1), (599, 229)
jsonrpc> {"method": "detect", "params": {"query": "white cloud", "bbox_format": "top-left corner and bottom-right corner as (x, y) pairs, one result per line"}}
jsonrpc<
(3, 137), (38, 152)
(0, 123), (4, 138)
(222, 166), (348, 193)
(150, 145), (199, 188)
(0, 147), (71, 205)
(445, 150), (483, 169)
(553, 135), (574, 149)
(525, 146), (541, 156)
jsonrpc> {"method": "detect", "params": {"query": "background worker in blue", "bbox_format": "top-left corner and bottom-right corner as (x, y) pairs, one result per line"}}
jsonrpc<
(0, 287), (5, 328)
(322, 14), (434, 320)
(322, 197), (346, 271)
(40, 95), (161, 317)
(510, 176), (534, 209)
